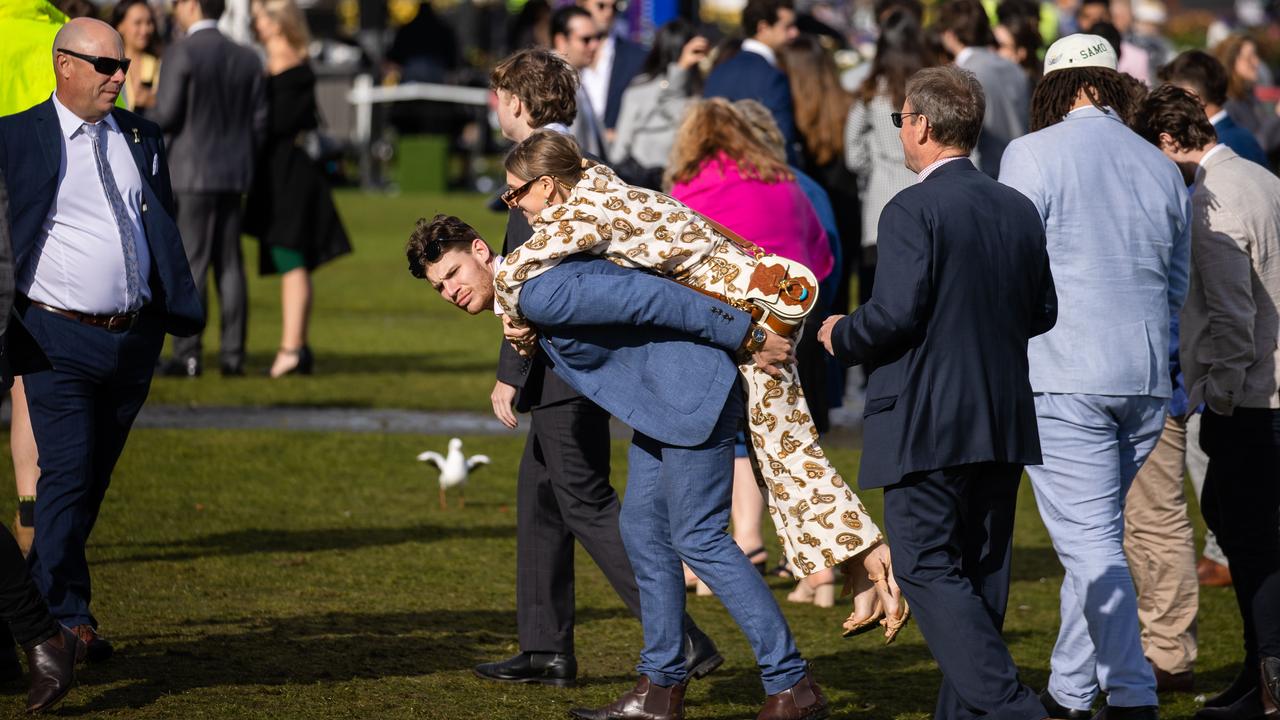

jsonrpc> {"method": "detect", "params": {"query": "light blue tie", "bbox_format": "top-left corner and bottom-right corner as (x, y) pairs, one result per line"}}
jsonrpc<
(84, 122), (143, 312)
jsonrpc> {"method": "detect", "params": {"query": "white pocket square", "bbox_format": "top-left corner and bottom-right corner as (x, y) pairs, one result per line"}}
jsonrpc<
(151, 154), (158, 175)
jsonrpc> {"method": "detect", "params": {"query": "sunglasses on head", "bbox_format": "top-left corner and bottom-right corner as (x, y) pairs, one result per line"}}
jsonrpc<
(890, 111), (925, 128)
(57, 48), (131, 77)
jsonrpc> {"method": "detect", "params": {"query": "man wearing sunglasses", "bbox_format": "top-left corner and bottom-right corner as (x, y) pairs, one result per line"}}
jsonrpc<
(0, 18), (202, 663)
(575, 0), (646, 146)
(152, 0), (266, 378)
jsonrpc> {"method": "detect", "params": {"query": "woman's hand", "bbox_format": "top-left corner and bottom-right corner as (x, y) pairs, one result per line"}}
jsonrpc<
(502, 315), (540, 358)
(678, 36), (710, 70)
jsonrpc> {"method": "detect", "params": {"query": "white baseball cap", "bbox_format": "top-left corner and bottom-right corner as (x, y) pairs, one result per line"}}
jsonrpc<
(1043, 33), (1118, 75)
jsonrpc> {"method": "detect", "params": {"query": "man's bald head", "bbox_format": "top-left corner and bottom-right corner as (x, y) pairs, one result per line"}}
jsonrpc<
(53, 18), (127, 123)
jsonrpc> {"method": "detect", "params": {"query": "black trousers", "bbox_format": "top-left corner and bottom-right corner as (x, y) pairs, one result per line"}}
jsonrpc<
(883, 463), (1045, 720)
(0, 525), (58, 649)
(516, 397), (642, 654)
(1199, 408), (1280, 662)
(172, 191), (247, 366)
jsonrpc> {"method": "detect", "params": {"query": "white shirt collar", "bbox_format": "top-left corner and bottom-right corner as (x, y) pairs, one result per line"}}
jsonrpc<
(741, 38), (777, 67)
(1209, 109), (1229, 125)
(1199, 143), (1226, 168)
(541, 122), (571, 136)
(50, 91), (120, 140)
(917, 155), (967, 182)
(186, 19), (219, 35)
(492, 256), (505, 316)
(954, 46), (976, 67)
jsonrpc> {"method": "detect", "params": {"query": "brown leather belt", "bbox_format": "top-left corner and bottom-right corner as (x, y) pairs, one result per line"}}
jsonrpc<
(29, 301), (138, 333)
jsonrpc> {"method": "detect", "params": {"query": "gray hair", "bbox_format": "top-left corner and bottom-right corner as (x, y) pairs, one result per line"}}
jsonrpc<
(904, 66), (985, 152)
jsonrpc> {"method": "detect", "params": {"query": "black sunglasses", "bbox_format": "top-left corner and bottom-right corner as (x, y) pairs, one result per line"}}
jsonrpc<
(57, 48), (131, 77)
(890, 111), (925, 128)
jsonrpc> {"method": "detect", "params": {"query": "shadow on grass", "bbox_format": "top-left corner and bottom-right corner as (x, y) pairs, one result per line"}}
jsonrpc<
(96, 522), (514, 565)
(62, 607), (632, 714)
(167, 352), (501, 377)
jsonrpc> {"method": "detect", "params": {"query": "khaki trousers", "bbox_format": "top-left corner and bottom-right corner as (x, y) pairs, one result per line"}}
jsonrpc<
(1123, 414), (1198, 674)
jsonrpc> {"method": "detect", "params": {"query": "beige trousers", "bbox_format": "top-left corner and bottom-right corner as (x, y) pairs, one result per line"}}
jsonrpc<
(1123, 414), (1198, 674)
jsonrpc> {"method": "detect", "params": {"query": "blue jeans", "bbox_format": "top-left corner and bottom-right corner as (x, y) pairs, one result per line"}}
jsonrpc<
(21, 305), (164, 627)
(1028, 393), (1165, 710)
(620, 386), (806, 694)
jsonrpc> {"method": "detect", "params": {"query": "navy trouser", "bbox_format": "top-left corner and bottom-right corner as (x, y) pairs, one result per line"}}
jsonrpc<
(20, 304), (163, 627)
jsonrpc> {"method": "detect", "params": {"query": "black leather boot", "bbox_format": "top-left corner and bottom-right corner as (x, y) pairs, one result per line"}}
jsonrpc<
(683, 627), (723, 680)
(472, 652), (576, 687)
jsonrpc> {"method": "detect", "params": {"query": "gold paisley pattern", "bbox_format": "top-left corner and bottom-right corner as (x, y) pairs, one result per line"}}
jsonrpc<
(491, 163), (883, 576)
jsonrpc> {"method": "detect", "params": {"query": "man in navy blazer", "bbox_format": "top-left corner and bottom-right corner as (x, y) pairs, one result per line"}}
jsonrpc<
(575, 0), (647, 135)
(821, 67), (1057, 720)
(703, 0), (799, 160)
(408, 217), (828, 720)
(0, 18), (202, 661)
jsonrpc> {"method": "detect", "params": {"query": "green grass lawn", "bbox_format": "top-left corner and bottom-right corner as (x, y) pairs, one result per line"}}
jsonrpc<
(0, 429), (1245, 719)
(146, 190), (511, 412)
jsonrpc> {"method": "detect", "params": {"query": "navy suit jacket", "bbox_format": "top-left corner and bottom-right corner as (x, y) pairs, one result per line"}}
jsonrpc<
(831, 159), (1057, 490)
(0, 99), (204, 357)
(604, 38), (648, 131)
(520, 256), (751, 447)
(1214, 112), (1269, 168)
(703, 50), (797, 159)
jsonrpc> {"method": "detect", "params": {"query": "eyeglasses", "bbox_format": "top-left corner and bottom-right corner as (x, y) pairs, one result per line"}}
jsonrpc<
(501, 175), (545, 208)
(890, 112), (925, 128)
(57, 48), (131, 77)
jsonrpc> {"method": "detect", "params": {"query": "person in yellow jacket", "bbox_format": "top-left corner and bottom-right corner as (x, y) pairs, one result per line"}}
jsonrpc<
(0, 0), (68, 116)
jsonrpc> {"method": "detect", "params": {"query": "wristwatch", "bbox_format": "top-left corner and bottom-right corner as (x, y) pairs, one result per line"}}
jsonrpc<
(741, 324), (768, 355)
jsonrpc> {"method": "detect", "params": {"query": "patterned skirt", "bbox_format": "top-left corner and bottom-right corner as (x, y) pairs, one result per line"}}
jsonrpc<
(679, 241), (883, 577)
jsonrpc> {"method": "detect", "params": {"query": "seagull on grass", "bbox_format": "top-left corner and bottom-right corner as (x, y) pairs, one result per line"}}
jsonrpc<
(417, 438), (489, 510)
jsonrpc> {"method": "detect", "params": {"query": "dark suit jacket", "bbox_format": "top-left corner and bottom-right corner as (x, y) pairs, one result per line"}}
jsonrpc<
(0, 100), (205, 360)
(495, 208), (585, 411)
(151, 27), (266, 193)
(703, 49), (797, 159)
(1214, 112), (1269, 168)
(830, 159), (1057, 490)
(603, 38), (648, 131)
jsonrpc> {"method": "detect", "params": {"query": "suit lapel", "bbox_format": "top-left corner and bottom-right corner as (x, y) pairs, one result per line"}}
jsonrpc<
(34, 100), (61, 188)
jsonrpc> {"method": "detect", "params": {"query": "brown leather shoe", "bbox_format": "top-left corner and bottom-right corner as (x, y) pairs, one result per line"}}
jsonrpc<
(70, 625), (113, 664)
(569, 676), (686, 720)
(1197, 557), (1232, 587)
(25, 626), (79, 713)
(757, 668), (829, 720)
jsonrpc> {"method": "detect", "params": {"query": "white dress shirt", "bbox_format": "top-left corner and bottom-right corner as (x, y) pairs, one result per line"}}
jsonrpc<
(581, 34), (614, 127)
(185, 18), (219, 36)
(741, 38), (778, 67)
(22, 93), (153, 314)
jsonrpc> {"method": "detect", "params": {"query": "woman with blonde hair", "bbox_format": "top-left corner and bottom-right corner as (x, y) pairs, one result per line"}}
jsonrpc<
(496, 128), (910, 642)
(245, 0), (352, 377)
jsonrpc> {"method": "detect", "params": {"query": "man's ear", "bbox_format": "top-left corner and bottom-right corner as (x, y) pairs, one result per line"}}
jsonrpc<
(1158, 131), (1179, 153)
(472, 236), (492, 260)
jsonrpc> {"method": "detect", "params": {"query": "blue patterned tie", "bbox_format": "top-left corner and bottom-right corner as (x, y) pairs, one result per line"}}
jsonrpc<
(84, 122), (143, 311)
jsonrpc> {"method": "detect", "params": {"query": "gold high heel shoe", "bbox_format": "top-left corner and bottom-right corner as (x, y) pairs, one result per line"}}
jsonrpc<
(841, 570), (885, 638)
(865, 545), (911, 645)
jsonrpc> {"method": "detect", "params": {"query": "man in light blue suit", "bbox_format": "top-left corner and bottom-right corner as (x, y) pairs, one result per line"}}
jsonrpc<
(406, 216), (826, 720)
(999, 34), (1190, 720)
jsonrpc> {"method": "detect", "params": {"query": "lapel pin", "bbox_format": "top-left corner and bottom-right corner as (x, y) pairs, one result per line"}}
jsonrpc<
(131, 128), (140, 144)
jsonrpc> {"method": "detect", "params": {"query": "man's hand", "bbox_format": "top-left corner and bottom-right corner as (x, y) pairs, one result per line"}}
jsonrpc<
(491, 380), (519, 429)
(752, 328), (795, 378)
(818, 314), (845, 356)
(502, 315), (539, 358)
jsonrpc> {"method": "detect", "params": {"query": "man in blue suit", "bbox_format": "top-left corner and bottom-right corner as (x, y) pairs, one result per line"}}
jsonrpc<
(0, 18), (202, 662)
(703, 0), (799, 160)
(820, 66), (1057, 720)
(407, 217), (828, 720)
(1158, 50), (1269, 168)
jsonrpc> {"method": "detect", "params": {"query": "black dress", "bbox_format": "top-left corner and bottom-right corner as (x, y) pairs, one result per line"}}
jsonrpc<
(244, 64), (352, 274)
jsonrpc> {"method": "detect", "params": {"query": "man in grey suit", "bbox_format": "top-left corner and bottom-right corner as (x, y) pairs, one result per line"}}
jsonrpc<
(1134, 85), (1280, 720)
(936, 0), (1029, 178)
(152, 0), (265, 377)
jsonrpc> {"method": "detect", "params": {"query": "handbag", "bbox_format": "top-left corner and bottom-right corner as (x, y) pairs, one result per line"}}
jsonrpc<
(686, 212), (820, 337)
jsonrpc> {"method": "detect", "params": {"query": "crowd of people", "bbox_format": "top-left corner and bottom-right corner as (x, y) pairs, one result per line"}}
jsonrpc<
(0, 0), (1278, 717)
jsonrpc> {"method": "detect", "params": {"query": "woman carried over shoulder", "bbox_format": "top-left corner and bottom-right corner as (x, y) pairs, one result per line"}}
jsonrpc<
(494, 129), (910, 642)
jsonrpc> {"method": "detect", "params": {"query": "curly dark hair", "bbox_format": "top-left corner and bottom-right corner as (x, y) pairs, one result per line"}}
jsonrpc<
(1030, 66), (1132, 131)
(1131, 85), (1218, 151)
(490, 49), (578, 129)
(405, 214), (481, 280)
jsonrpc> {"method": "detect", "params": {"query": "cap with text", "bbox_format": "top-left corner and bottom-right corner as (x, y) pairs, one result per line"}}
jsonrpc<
(1043, 33), (1117, 75)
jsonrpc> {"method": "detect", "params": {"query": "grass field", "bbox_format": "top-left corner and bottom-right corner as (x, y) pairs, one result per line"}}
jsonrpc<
(0, 189), (1248, 718)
